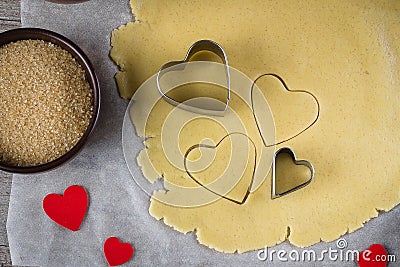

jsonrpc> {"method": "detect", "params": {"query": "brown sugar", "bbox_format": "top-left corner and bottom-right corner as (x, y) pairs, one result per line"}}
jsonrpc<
(0, 40), (93, 167)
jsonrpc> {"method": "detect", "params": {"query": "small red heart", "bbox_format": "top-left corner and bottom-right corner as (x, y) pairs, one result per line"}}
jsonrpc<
(42, 185), (88, 231)
(357, 244), (387, 267)
(104, 237), (134, 266)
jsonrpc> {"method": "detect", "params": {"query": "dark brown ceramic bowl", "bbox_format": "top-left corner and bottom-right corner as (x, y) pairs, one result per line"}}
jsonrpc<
(0, 28), (100, 174)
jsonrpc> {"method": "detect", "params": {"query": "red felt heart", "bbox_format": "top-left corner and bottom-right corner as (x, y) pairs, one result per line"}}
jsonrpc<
(358, 244), (387, 267)
(104, 237), (134, 266)
(42, 185), (88, 231)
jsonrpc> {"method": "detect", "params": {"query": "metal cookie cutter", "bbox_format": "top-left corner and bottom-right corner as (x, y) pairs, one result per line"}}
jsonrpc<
(184, 132), (257, 205)
(271, 147), (314, 199)
(156, 40), (231, 116)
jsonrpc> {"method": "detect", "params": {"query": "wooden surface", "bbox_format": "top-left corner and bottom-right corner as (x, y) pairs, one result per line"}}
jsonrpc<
(0, 0), (20, 31)
(0, 0), (21, 266)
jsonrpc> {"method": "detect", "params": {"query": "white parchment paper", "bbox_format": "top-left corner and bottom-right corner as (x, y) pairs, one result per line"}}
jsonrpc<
(6, 0), (400, 266)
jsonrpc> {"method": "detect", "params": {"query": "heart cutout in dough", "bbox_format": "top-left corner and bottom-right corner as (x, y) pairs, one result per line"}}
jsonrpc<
(184, 133), (257, 205)
(156, 40), (230, 116)
(42, 185), (88, 231)
(251, 73), (320, 147)
(104, 237), (134, 266)
(272, 147), (314, 199)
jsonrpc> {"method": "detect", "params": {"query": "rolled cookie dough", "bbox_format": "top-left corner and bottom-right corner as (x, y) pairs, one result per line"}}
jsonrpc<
(111, 0), (400, 252)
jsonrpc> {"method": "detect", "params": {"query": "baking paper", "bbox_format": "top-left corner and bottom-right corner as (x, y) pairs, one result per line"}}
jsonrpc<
(6, 0), (400, 266)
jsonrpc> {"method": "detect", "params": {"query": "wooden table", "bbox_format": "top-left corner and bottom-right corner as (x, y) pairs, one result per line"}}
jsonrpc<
(0, 1), (21, 266)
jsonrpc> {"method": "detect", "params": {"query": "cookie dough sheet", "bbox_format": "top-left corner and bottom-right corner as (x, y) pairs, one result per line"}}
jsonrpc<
(112, 0), (400, 252)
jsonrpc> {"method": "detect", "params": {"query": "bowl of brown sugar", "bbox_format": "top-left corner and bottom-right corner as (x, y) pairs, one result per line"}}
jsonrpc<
(0, 28), (100, 173)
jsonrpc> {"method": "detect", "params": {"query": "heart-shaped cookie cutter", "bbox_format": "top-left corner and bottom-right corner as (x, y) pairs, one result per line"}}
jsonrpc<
(156, 40), (231, 116)
(184, 132), (257, 205)
(271, 147), (314, 199)
(250, 73), (321, 147)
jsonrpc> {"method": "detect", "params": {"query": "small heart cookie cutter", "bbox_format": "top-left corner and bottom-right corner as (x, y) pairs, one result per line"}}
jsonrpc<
(271, 147), (314, 199)
(156, 40), (231, 116)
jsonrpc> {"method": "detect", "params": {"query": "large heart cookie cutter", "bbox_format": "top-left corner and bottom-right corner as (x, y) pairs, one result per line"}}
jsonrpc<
(156, 40), (231, 116)
(251, 73), (321, 147)
(184, 132), (257, 205)
(271, 147), (314, 199)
